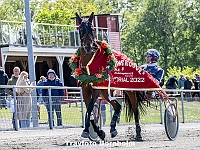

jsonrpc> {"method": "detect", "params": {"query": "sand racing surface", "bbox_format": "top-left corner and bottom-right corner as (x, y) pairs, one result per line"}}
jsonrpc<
(0, 123), (199, 150)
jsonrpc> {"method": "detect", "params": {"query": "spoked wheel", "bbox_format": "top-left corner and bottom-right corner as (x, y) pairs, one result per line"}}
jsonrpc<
(88, 103), (102, 141)
(164, 103), (179, 140)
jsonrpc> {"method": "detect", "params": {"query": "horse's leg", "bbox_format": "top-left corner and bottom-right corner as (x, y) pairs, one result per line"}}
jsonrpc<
(81, 96), (96, 138)
(80, 83), (93, 138)
(101, 90), (121, 138)
(90, 119), (106, 140)
(125, 91), (143, 141)
(80, 84), (105, 139)
(134, 108), (142, 141)
(87, 89), (106, 140)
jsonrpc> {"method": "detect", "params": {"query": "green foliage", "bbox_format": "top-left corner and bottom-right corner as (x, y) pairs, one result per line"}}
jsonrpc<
(34, 0), (74, 25)
(121, 0), (200, 73)
(0, 0), (199, 75)
(0, 0), (42, 21)
(34, 0), (100, 25)
(0, 0), (24, 21)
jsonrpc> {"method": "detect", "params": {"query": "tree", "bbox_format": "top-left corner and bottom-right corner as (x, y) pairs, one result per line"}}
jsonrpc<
(0, 0), (24, 21)
(0, 0), (41, 21)
(34, 0), (100, 25)
(121, 0), (200, 74)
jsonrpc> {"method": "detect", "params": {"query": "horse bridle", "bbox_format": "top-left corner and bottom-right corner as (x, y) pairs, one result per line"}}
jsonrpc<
(79, 21), (97, 54)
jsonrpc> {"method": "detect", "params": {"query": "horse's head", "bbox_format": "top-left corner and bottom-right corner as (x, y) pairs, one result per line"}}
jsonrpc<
(76, 12), (96, 53)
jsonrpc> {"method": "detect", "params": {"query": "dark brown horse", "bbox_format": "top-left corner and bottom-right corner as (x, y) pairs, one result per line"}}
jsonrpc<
(75, 12), (144, 141)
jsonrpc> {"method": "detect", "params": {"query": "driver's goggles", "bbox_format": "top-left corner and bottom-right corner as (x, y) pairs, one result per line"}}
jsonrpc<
(146, 53), (153, 57)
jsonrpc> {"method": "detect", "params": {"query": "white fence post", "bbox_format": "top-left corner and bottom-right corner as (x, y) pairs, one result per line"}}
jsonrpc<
(180, 90), (185, 123)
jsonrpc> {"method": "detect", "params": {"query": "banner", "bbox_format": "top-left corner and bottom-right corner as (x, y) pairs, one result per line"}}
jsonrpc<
(88, 51), (160, 90)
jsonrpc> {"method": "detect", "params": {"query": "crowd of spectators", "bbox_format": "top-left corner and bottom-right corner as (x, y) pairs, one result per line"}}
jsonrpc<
(165, 73), (200, 101)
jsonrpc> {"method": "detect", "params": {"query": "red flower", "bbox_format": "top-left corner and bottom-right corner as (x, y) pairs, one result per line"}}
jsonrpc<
(95, 72), (102, 78)
(107, 55), (112, 60)
(74, 54), (78, 58)
(71, 55), (79, 63)
(101, 41), (108, 49)
(74, 68), (82, 75)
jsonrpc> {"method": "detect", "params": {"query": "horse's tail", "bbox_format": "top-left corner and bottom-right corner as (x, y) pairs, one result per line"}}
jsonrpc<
(124, 91), (146, 122)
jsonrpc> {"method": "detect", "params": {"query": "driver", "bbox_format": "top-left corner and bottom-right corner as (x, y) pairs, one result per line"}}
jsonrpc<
(140, 49), (164, 98)
(141, 49), (164, 87)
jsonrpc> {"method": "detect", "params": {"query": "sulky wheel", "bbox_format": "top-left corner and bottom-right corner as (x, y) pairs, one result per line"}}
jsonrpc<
(88, 104), (102, 141)
(164, 103), (179, 140)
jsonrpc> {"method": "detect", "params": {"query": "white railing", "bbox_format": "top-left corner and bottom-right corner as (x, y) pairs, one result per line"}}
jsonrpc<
(0, 20), (109, 47)
(0, 85), (199, 131)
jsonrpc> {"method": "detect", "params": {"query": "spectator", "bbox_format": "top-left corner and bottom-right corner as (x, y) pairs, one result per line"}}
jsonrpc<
(184, 75), (193, 102)
(42, 69), (64, 126)
(0, 67), (9, 109)
(178, 74), (186, 90)
(36, 76), (46, 104)
(194, 73), (200, 94)
(192, 78), (199, 99)
(16, 71), (35, 128)
(166, 75), (178, 94)
(6, 66), (21, 129)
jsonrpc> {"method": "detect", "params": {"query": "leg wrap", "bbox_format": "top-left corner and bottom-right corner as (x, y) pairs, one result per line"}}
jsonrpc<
(136, 124), (142, 138)
(110, 111), (120, 131)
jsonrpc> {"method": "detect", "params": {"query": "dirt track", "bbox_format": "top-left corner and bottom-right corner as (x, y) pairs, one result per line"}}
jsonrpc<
(0, 123), (199, 150)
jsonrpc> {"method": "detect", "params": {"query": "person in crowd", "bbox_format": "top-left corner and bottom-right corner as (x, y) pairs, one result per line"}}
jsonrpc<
(36, 76), (46, 104)
(0, 67), (9, 109)
(194, 73), (200, 86)
(16, 71), (35, 128)
(178, 74), (186, 90)
(6, 66), (21, 129)
(42, 69), (64, 126)
(192, 78), (199, 100)
(184, 75), (193, 102)
(166, 75), (178, 94)
(140, 49), (164, 98)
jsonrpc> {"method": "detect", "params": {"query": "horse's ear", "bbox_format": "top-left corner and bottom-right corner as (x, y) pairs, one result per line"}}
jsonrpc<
(76, 12), (82, 24)
(88, 12), (94, 23)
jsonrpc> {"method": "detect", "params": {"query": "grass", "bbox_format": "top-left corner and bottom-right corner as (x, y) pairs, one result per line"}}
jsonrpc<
(0, 100), (200, 126)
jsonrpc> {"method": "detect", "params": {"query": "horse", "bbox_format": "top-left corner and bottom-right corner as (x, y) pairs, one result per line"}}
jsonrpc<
(74, 12), (145, 141)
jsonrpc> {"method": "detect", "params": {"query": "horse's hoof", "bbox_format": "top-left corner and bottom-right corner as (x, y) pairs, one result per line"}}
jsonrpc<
(98, 130), (106, 140)
(81, 131), (89, 138)
(110, 130), (118, 138)
(135, 136), (143, 141)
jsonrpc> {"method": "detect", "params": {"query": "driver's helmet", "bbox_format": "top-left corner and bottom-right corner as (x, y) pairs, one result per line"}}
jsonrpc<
(146, 49), (160, 62)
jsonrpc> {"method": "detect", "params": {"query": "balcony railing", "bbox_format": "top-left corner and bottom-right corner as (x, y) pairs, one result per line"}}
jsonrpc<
(0, 20), (109, 47)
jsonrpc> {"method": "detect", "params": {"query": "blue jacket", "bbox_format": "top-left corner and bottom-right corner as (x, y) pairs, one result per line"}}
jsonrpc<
(0, 68), (9, 93)
(141, 63), (164, 87)
(36, 81), (45, 95)
(42, 78), (64, 103)
(178, 78), (186, 89)
(166, 76), (178, 88)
